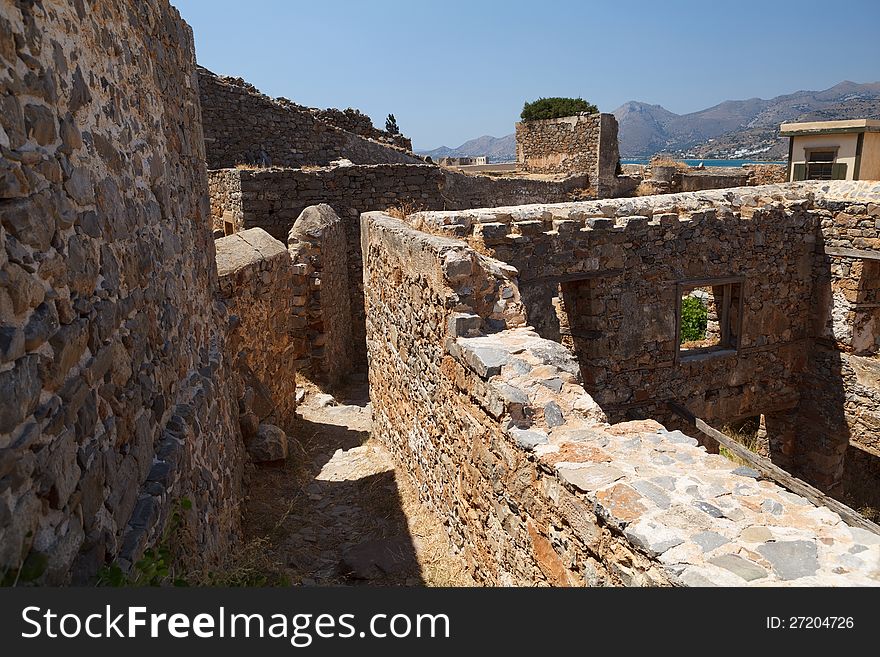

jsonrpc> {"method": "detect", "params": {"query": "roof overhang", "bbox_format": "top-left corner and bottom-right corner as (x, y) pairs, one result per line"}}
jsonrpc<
(780, 119), (880, 137)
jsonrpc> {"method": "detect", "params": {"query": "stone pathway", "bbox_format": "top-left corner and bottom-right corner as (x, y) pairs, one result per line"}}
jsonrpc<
(240, 382), (473, 586)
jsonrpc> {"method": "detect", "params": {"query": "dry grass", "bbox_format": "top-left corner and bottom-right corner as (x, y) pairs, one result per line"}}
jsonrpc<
(717, 423), (761, 467)
(386, 200), (425, 220)
(234, 162), (269, 170)
(635, 181), (662, 196)
(649, 156), (689, 171)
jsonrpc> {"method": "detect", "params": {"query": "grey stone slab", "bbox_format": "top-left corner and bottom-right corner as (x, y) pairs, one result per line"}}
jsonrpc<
(756, 540), (819, 580)
(543, 401), (564, 427)
(661, 430), (698, 446)
(507, 427), (548, 451)
(495, 383), (529, 406)
(539, 377), (563, 392)
(625, 521), (684, 557)
(631, 480), (671, 509)
(650, 475), (677, 491)
(557, 463), (624, 493)
(732, 466), (761, 479)
(708, 554), (768, 581)
(459, 344), (509, 379)
(691, 531), (730, 553)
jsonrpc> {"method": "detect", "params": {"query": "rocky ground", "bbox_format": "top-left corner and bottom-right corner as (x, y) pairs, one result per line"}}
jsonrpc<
(235, 381), (473, 586)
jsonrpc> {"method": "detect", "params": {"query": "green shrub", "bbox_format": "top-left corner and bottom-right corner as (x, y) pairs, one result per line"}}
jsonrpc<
(520, 97), (598, 122)
(680, 296), (708, 343)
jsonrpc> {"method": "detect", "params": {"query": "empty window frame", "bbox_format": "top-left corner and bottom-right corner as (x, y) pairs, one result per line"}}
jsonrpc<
(675, 277), (744, 362)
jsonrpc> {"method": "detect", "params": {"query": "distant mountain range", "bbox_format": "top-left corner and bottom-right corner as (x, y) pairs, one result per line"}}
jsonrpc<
(416, 134), (516, 163)
(614, 80), (880, 159)
(416, 81), (880, 162)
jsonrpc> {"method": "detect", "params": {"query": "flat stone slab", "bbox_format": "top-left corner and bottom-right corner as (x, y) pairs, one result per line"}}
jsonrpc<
(457, 341), (509, 378)
(691, 531), (729, 553)
(508, 428), (549, 451)
(756, 540), (819, 580)
(557, 463), (624, 492)
(708, 554), (768, 582)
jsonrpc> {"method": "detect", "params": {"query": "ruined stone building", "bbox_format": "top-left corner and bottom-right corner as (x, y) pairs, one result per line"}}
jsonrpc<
(1, 0), (878, 586)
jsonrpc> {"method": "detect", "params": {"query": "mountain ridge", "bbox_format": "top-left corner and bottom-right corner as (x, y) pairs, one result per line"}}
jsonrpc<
(416, 81), (880, 162)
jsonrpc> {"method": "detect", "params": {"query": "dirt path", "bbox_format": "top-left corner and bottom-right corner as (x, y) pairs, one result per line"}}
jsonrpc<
(239, 382), (473, 586)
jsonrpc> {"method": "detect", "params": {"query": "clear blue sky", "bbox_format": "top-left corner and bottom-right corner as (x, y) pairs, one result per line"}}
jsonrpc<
(173, 0), (880, 150)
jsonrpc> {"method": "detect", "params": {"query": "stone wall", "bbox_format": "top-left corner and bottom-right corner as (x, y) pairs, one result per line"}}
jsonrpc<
(216, 228), (297, 432)
(516, 113), (621, 195)
(362, 210), (880, 586)
(198, 68), (422, 169)
(795, 183), (880, 500)
(0, 0), (244, 583)
(411, 187), (816, 432)
(287, 205), (353, 387)
(309, 107), (412, 152)
(407, 181), (880, 511)
(208, 164), (589, 372)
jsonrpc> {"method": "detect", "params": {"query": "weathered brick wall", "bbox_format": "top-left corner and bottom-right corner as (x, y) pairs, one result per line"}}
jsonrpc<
(287, 205), (353, 387)
(515, 113), (621, 195)
(198, 68), (422, 169)
(216, 228), (297, 432)
(208, 164), (588, 371)
(362, 210), (880, 586)
(0, 0), (244, 583)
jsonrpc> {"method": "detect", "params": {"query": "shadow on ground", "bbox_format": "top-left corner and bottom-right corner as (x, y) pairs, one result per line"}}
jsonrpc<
(238, 382), (471, 586)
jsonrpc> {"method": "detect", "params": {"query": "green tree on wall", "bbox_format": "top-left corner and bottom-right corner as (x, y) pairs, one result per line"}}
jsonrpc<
(520, 97), (598, 122)
(385, 113), (400, 135)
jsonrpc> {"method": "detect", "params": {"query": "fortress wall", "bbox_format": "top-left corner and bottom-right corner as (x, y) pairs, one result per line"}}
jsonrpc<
(0, 0), (244, 583)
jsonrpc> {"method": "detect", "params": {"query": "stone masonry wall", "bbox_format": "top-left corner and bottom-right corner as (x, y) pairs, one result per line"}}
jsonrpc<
(408, 181), (880, 510)
(795, 183), (880, 500)
(208, 164), (588, 372)
(362, 210), (880, 586)
(198, 68), (422, 169)
(216, 228), (297, 432)
(516, 113), (621, 195)
(0, 0), (244, 583)
(309, 107), (413, 152)
(410, 187), (817, 434)
(287, 205), (353, 388)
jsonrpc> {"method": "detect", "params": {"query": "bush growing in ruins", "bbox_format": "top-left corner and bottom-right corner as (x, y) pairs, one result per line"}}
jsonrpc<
(385, 113), (400, 135)
(521, 97), (598, 121)
(680, 296), (708, 343)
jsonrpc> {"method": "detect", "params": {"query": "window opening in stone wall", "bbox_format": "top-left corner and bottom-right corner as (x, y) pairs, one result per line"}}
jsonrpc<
(224, 219), (235, 236)
(676, 278), (743, 361)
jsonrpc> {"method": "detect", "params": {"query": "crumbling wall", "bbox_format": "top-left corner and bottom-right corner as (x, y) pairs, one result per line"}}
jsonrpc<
(362, 210), (880, 586)
(198, 68), (422, 169)
(208, 164), (588, 371)
(515, 113), (620, 195)
(408, 181), (880, 511)
(797, 184), (880, 499)
(216, 228), (297, 432)
(288, 205), (353, 387)
(410, 187), (818, 434)
(0, 0), (244, 583)
(309, 107), (412, 152)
